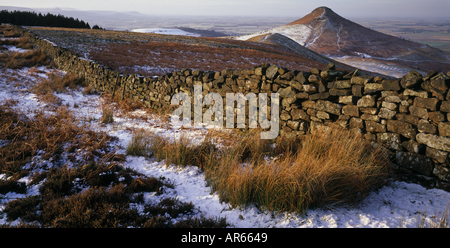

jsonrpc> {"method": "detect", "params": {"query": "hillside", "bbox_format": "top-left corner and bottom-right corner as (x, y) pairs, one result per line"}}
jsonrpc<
(233, 6), (450, 78)
(2, 24), (450, 230)
(27, 26), (358, 77)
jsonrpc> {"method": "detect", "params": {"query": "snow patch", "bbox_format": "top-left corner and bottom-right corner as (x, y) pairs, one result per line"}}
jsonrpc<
(234, 24), (312, 46)
(131, 28), (201, 37)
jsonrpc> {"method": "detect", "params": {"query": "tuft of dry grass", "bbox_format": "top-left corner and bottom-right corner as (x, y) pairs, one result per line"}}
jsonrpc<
(82, 85), (94, 95)
(0, 50), (49, 69)
(0, 37), (34, 49)
(0, 104), (116, 178)
(414, 204), (449, 228)
(126, 129), (151, 157)
(101, 107), (114, 124)
(33, 72), (85, 95)
(2, 29), (22, 38)
(132, 125), (391, 213)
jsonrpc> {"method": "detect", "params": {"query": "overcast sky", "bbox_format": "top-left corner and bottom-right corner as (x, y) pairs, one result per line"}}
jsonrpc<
(2, 0), (449, 19)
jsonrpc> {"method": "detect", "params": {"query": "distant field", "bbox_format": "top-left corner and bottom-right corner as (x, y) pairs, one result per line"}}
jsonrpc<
(353, 18), (450, 52)
(28, 27), (327, 76)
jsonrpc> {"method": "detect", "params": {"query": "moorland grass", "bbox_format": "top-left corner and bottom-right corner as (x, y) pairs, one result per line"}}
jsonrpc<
(129, 126), (391, 213)
(32, 72), (86, 96)
(0, 104), (229, 228)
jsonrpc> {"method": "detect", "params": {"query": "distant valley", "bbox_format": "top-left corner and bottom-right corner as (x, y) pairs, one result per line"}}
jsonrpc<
(3, 5), (450, 78)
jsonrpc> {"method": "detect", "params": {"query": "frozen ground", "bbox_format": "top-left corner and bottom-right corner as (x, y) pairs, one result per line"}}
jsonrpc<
(131, 28), (201, 37)
(0, 48), (449, 228)
(332, 56), (424, 78)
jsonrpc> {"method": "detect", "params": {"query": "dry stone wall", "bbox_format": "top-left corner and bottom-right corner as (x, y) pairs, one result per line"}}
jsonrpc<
(15, 25), (450, 188)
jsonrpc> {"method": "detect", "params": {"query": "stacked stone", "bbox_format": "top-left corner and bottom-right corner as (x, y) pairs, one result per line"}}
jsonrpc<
(16, 25), (450, 185)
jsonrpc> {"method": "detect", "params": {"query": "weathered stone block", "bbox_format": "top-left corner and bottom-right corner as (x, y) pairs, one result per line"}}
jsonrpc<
(302, 100), (316, 109)
(280, 70), (295, 80)
(277, 86), (297, 98)
(414, 97), (439, 111)
(357, 95), (376, 108)
(290, 80), (303, 91)
(428, 112), (445, 122)
(395, 152), (434, 176)
(254, 67), (265, 76)
(295, 72), (307, 84)
(299, 121), (308, 132)
(378, 108), (397, 119)
(440, 101), (450, 112)
(402, 140), (423, 153)
(335, 80), (352, 89)
(303, 84), (317, 93)
(352, 85), (363, 97)
(418, 121), (437, 134)
(295, 92), (309, 99)
(430, 72), (450, 92)
(360, 108), (378, 115)
(382, 79), (401, 91)
(336, 115), (350, 127)
(361, 114), (380, 122)
(395, 113), (419, 126)
(349, 117), (364, 129)
(416, 133), (450, 152)
(381, 101), (398, 111)
(282, 97), (297, 107)
(308, 74), (322, 83)
(266, 65), (279, 79)
(387, 120), (416, 139)
(287, 120), (300, 131)
(400, 70), (423, 89)
(351, 75), (373, 85)
(381, 91), (399, 97)
(426, 146), (448, 164)
(280, 112), (291, 121)
(339, 96), (357, 105)
(309, 92), (330, 100)
(290, 109), (308, 122)
(409, 105), (428, 119)
(364, 83), (383, 94)
(366, 121), (386, 133)
(377, 133), (402, 150)
(403, 89), (429, 98)
(329, 88), (351, 96)
(438, 122), (450, 137)
(316, 111), (330, 119)
(384, 95), (402, 103)
(315, 100), (342, 115)
(342, 105), (359, 117)
(433, 165), (450, 182)
(307, 108), (317, 116)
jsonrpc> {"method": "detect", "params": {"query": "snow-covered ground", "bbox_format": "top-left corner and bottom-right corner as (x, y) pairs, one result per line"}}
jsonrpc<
(0, 46), (450, 228)
(131, 28), (201, 37)
(233, 24), (312, 46)
(332, 56), (420, 78)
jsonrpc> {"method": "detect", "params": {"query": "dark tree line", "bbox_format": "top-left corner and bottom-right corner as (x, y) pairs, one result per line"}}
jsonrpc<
(0, 10), (92, 29)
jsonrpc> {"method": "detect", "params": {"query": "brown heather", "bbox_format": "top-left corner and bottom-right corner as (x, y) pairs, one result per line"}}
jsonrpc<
(88, 40), (325, 76)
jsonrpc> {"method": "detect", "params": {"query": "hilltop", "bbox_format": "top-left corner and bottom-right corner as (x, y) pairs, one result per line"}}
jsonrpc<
(233, 6), (450, 78)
